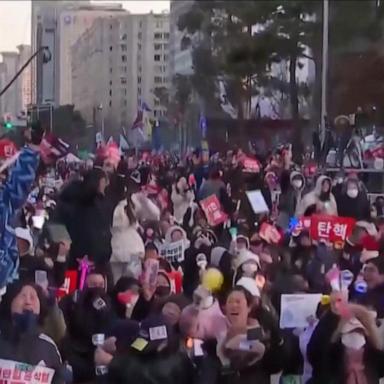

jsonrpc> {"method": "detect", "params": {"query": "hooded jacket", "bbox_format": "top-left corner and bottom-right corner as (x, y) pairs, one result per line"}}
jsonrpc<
(277, 170), (305, 229)
(0, 147), (39, 290)
(171, 185), (195, 224)
(296, 175), (338, 217)
(335, 176), (370, 221)
(110, 199), (145, 264)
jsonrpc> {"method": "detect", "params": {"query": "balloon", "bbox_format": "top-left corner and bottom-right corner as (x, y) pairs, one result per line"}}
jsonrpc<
(201, 268), (224, 292)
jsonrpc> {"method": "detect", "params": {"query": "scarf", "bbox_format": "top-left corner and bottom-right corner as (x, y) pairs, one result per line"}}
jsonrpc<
(344, 347), (368, 384)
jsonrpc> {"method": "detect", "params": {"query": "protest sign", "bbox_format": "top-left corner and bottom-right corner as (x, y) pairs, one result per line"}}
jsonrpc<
(246, 190), (269, 214)
(280, 294), (322, 329)
(259, 223), (282, 244)
(200, 195), (228, 226)
(159, 240), (185, 263)
(242, 156), (260, 173)
(290, 217), (311, 236)
(310, 215), (355, 242)
(56, 270), (78, 299)
(0, 358), (55, 383)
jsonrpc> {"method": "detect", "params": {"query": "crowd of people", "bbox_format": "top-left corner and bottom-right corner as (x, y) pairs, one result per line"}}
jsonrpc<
(2, 136), (384, 384)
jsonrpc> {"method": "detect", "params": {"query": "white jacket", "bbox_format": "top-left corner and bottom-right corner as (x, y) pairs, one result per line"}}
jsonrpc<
(171, 186), (195, 224)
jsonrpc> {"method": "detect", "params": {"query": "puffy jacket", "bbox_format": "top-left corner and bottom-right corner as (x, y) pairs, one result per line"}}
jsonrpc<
(0, 147), (39, 290)
(296, 175), (337, 217)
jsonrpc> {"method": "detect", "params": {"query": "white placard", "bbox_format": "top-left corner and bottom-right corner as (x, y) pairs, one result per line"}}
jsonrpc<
(159, 240), (185, 263)
(149, 325), (168, 341)
(280, 294), (322, 329)
(246, 190), (269, 214)
(0, 358), (55, 383)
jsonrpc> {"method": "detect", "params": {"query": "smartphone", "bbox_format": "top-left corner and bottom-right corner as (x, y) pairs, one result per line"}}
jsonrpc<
(32, 215), (45, 230)
(35, 270), (48, 290)
(247, 327), (263, 341)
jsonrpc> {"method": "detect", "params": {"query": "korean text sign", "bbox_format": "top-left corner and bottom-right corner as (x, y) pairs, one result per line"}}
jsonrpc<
(200, 195), (228, 226)
(310, 215), (356, 242)
(0, 359), (54, 384)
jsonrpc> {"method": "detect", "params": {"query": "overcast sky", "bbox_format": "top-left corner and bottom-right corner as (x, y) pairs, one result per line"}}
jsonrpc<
(0, 0), (170, 52)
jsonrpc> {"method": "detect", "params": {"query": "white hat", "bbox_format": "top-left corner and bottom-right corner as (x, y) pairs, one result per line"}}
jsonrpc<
(341, 317), (365, 334)
(236, 277), (260, 297)
(235, 249), (260, 270)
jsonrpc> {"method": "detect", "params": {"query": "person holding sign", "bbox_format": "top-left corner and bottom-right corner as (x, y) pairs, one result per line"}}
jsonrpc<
(0, 282), (69, 383)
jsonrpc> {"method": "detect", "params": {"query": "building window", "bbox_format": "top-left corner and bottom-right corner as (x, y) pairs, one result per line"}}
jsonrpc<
(154, 76), (162, 84)
(138, 87), (142, 95)
(121, 66), (127, 73)
(154, 110), (158, 117)
(138, 43), (142, 50)
(122, 88), (127, 96)
(121, 77), (127, 85)
(109, 46), (113, 51)
(109, 100), (112, 107)
(154, 99), (160, 106)
(154, 54), (161, 62)
(138, 32), (142, 39)
(154, 32), (162, 39)
(156, 21), (163, 28)
(121, 44), (127, 51)
(164, 32), (170, 39)
(109, 89), (112, 96)
(154, 43), (161, 51)
(163, 54), (168, 61)
(138, 76), (142, 84)
(121, 55), (127, 62)
(139, 20), (143, 28)
(163, 43), (169, 50)
(110, 24), (113, 30)
(109, 80), (112, 85)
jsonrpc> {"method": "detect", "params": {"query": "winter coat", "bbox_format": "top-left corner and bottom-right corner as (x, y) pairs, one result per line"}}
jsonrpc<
(0, 147), (39, 289)
(335, 177), (370, 221)
(296, 175), (338, 217)
(171, 186), (195, 224)
(307, 311), (384, 384)
(277, 170), (305, 229)
(110, 199), (145, 265)
(0, 330), (66, 384)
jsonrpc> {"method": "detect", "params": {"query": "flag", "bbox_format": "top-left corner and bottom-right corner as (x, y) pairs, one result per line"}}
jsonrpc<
(131, 110), (144, 130)
(119, 134), (129, 151)
(141, 101), (151, 112)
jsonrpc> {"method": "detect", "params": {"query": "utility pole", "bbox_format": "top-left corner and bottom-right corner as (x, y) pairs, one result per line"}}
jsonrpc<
(320, 0), (329, 144)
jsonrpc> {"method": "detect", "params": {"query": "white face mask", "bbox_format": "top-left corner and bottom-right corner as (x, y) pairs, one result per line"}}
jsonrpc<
(347, 188), (359, 199)
(292, 179), (303, 189)
(341, 332), (366, 350)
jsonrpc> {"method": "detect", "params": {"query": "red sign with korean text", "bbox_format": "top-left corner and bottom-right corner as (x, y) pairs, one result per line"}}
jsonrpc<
(242, 156), (260, 173)
(310, 215), (356, 243)
(259, 223), (282, 244)
(200, 195), (228, 227)
(56, 270), (78, 299)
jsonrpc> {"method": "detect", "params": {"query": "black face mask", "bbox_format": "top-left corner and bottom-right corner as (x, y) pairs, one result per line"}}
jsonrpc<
(155, 286), (171, 298)
(12, 310), (38, 334)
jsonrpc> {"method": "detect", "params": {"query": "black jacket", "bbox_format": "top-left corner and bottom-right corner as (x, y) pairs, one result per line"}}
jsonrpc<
(0, 330), (65, 384)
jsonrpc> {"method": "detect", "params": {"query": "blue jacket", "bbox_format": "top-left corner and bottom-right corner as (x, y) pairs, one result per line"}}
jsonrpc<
(0, 147), (39, 289)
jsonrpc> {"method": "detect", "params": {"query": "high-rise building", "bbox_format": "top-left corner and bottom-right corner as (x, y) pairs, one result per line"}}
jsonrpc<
(169, 1), (194, 79)
(71, 12), (170, 136)
(0, 46), (32, 119)
(31, 0), (125, 106)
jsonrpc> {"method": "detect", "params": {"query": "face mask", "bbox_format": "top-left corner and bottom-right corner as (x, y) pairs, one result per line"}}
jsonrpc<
(347, 188), (359, 199)
(341, 332), (366, 350)
(292, 179), (303, 189)
(12, 310), (38, 334)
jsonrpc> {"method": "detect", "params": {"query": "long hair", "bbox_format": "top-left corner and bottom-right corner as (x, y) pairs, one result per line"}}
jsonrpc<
(81, 168), (107, 203)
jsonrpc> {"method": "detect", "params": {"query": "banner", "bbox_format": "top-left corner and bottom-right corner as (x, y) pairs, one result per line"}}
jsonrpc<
(200, 195), (228, 226)
(310, 215), (356, 243)
(242, 156), (260, 173)
(159, 240), (185, 263)
(0, 358), (54, 383)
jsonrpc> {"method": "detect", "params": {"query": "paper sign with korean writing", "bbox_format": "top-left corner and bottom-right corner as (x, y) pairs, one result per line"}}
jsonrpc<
(242, 156), (260, 173)
(160, 240), (185, 263)
(200, 195), (228, 226)
(310, 215), (356, 243)
(0, 359), (54, 383)
(259, 223), (282, 244)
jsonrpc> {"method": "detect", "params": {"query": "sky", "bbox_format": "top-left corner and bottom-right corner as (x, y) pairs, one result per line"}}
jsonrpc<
(0, 0), (170, 52)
